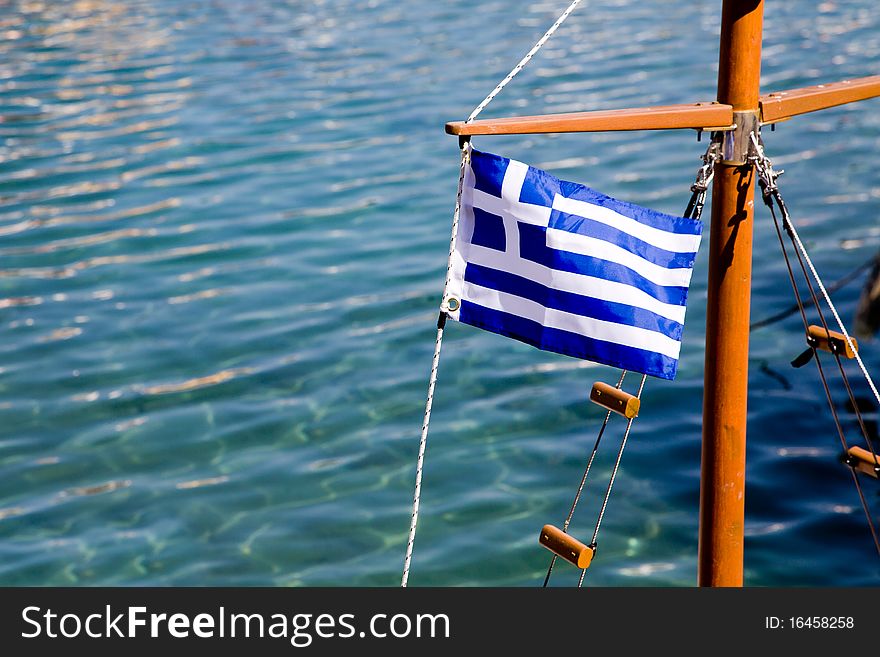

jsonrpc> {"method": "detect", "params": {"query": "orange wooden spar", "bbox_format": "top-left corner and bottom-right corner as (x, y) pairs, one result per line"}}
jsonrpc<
(538, 525), (595, 569)
(807, 325), (859, 359)
(760, 75), (880, 123)
(846, 446), (880, 479)
(445, 103), (734, 136)
(698, 0), (764, 589)
(590, 382), (640, 419)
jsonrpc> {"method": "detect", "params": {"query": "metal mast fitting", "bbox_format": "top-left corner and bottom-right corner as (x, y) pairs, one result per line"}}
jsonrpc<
(721, 110), (760, 165)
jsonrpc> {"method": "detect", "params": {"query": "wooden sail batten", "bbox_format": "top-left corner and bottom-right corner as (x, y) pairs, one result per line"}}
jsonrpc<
(759, 75), (880, 123)
(445, 102), (734, 136)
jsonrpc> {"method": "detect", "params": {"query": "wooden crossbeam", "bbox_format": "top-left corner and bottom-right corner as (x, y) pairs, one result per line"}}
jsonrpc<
(445, 102), (733, 136)
(760, 75), (880, 123)
(444, 76), (880, 139)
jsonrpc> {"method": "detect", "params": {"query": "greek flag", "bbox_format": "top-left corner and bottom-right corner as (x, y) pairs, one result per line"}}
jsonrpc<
(445, 147), (702, 380)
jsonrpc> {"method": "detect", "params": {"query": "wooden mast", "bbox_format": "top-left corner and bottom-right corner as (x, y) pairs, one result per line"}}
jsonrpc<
(698, 0), (764, 588)
(445, 1), (880, 586)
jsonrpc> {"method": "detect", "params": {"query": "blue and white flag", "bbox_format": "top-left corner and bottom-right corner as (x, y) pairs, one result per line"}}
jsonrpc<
(445, 147), (702, 380)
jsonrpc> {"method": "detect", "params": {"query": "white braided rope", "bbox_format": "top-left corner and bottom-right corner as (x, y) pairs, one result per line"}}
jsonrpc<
(785, 218), (880, 409)
(466, 0), (587, 123)
(403, 0), (586, 586)
(401, 143), (471, 587)
(749, 133), (880, 416)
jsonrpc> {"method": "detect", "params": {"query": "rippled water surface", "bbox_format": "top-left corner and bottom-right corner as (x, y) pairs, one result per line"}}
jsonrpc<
(0, 0), (879, 586)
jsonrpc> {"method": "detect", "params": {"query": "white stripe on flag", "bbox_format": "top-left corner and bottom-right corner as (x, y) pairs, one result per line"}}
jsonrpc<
(462, 281), (683, 359)
(469, 188), (552, 227)
(552, 195), (701, 254)
(545, 228), (695, 288)
(501, 160), (529, 202)
(462, 243), (688, 323)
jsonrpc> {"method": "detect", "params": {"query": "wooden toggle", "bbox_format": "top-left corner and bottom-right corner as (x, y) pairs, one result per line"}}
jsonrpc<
(807, 325), (858, 359)
(590, 381), (640, 418)
(845, 446), (880, 479)
(539, 524), (595, 569)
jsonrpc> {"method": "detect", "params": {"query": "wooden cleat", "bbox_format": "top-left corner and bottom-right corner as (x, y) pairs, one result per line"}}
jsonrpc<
(590, 381), (640, 418)
(538, 524), (595, 569)
(807, 325), (858, 359)
(845, 445), (880, 479)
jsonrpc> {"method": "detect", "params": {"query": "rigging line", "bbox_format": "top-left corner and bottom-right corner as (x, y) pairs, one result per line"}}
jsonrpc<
(545, 148), (715, 587)
(401, 140), (471, 588)
(751, 137), (869, 456)
(848, 466), (880, 558)
(773, 194), (880, 555)
(775, 185), (880, 416)
(763, 179), (849, 454)
(755, 156), (880, 560)
(578, 373), (647, 588)
(762, 190), (812, 339)
(466, 0), (587, 123)
(750, 255), (876, 331)
(836, 363), (879, 459)
(543, 369), (627, 588)
(771, 211), (880, 563)
(772, 189), (880, 466)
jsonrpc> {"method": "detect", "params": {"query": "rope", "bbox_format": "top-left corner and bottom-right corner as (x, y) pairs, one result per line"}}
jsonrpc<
(542, 146), (716, 587)
(579, 373), (647, 587)
(849, 467), (880, 557)
(750, 255), (876, 331)
(401, 141), (471, 587)
(786, 211), (880, 421)
(766, 189), (880, 559)
(751, 135), (880, 559)
(749, 134), (880, 412)
(785, 207), (880, 461)
(543, 370), (627, 588)
(763, 188), (851, 453)
(753, 138), (880, 466)
(406, 0), (587, 586)
(466, 0), (587, 123)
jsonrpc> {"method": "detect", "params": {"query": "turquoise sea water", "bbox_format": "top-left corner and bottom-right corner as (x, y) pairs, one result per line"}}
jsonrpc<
(0, 0), (878, 586)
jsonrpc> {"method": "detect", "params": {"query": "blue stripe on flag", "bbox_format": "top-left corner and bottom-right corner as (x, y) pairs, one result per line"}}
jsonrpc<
(511, 156), (701, 237)
(471, 150), (509, 199)
(463, 262), (683, 339)
(459, 300), (679, 380)
(518, 223), (689, 306)
(471, 148), (701, 236)
(561, 180), (701, 236)
(471, 207), (506, 252)
(549, 210), (697, 269)
(517, 164), (560, 208)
